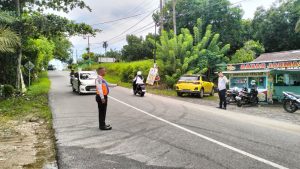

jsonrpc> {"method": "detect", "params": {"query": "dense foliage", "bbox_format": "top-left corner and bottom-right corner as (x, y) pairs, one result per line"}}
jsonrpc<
(121, 34), (156, 61)
(231, 40), (265, 63)
(152, 18), (230, 86)
(251, 0), (300, 52)
(0, 0), (97, 91)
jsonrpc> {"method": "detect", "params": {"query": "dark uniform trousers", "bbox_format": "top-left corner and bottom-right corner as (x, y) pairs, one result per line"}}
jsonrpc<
(96, 95), (108, 127)
(218, 89), (227, 108)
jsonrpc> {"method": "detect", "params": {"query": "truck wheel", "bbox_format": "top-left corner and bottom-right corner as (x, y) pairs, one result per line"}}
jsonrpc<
(199, 88), (204, 98)
(210, 88), (214, 96)
(177, 92), (183, 97)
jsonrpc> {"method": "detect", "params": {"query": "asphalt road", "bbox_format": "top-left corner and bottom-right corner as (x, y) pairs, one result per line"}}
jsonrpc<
(49, 71), (300, 169)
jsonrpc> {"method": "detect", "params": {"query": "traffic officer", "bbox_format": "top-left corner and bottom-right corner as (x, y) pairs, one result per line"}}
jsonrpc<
(95, 67), (117, 130)
(217, 71), (228, 110)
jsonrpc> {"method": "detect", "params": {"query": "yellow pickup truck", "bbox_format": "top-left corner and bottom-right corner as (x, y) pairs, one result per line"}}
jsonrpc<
(175, 75), (214, 98)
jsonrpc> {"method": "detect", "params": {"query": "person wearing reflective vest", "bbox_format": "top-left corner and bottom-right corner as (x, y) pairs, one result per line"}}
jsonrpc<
(95, 67), (117, 130)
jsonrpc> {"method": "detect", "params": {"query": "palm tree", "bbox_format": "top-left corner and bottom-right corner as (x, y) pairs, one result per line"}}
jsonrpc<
(0, 27), (20, 53)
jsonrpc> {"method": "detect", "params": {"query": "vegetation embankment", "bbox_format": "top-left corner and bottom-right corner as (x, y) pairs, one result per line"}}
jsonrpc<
(0, 72), (56, 169)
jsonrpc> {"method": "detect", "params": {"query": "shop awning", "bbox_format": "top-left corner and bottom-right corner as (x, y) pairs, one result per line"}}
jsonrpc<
(270, 69), (300, 74)
(222, 70), (271, 74)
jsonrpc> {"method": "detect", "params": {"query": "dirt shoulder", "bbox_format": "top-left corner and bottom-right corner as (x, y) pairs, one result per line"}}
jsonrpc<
(0, 72), (57, 169)
(174, 94), (300, 125)
(0, 119), (56, 169)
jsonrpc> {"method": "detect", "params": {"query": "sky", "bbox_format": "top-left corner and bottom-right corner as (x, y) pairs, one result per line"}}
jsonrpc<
(49, 0), (278, 67)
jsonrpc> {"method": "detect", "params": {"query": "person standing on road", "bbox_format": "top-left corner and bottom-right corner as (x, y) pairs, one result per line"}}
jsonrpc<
(217, 71), (228, 110)
(95, 67), (117, 130)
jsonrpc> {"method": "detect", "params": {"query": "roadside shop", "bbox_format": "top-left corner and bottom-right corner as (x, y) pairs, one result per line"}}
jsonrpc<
(223, 50), (300, 103)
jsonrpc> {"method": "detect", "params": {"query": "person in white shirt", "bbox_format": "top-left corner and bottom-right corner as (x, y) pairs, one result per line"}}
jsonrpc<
(95, 67), (117, 130)
(132, 71), (144, 92)
(217, 71), (228, 110)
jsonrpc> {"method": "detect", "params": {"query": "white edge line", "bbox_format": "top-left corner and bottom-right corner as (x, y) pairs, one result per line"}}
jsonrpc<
(109, 96), (289, 169)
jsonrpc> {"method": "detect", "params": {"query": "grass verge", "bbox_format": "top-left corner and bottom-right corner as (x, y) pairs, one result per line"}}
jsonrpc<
(0, 71), (52, 122)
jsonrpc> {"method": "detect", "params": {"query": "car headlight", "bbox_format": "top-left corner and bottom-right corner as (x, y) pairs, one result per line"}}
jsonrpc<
(80, 82), (88, 86)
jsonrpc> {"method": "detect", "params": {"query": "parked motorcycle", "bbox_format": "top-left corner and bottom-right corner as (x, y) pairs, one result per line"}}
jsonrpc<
(236, 87), (259, 107)
(282, 92), (300, 113)
(226, 87), (239, 104)
(134, 84), (146, 97)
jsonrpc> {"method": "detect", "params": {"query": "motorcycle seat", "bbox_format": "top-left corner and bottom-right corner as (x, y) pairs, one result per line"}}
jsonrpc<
(287, 92), (300, 98)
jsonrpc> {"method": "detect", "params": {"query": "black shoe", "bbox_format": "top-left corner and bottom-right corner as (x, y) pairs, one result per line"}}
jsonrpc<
(216, 107), (222, 109)
(223, 107), (227, 110)
(100, 126), (112, 130)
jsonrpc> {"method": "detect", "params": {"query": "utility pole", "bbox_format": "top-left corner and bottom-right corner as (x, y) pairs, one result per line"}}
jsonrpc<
(76, 49), (78, 64)
(83, 35), (91, 54)
(160, 0), (164, 33)
(172, 0), (177, 35)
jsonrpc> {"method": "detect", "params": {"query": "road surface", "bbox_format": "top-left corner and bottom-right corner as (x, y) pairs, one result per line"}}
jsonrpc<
(49, 71), (300, 169)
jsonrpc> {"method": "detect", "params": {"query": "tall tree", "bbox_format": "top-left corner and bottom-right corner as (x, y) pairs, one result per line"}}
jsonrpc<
(252, 0), (300, 52)
(153, 18), (230, 86)
(0, 0), (96, 89)
(158, 0), (243, 53)
(231, 40), (265, 64)
(0, 1), (96, 90)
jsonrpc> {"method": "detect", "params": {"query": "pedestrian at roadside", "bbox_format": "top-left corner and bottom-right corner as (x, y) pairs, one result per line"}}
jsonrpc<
(217, 71), (228, 110)
(95, 67), (117, 130)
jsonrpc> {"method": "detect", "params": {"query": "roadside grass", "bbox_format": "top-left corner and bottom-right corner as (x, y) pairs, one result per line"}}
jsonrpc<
(81, 61), (217, 100)
(0, 71), (52, 123)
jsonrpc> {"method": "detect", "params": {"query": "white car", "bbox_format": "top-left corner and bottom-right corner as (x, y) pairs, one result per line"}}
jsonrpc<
(71, 71), (98, 94)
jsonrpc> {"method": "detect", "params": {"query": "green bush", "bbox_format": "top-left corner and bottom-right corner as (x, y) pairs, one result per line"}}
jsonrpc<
(85, 60), (154, 83)
(3, 84), (14, 98)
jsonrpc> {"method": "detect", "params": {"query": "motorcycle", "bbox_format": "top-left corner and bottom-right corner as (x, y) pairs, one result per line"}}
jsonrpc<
(236, 87), (259, 107)
(282, 92), (300, 113)
(226, 87), (239, 104)
(134, 83), (146, 97)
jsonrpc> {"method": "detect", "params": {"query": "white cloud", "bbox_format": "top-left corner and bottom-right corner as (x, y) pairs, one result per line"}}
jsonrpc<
(49, 0), (276, 59)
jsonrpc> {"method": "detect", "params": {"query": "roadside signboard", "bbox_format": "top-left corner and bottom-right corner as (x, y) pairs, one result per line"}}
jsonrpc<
(146, 68), (158, 85)
(25, 61), (35, 70)
(24, 61), (35, 87)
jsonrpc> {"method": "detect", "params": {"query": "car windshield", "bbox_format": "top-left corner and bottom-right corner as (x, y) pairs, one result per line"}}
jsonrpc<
(80, 72), (97, 80)
(179, 76), (199, 81)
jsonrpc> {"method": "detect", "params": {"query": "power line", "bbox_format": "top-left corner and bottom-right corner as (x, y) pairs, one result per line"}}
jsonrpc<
(109, 24), (155, 46)
(91, 11), (152, 26)
(107, 8), (158, 42)
(109, 22), (155, 44)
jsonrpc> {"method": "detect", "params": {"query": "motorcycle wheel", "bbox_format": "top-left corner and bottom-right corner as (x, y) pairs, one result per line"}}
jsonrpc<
(140, 92), (145, 97)
(283, 100), (298, 113)
(237, 100), (243, 107)
(226, 97), (231, 104)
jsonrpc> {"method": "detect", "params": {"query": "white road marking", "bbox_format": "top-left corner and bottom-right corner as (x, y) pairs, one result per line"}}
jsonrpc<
(109, 96), (289, 169)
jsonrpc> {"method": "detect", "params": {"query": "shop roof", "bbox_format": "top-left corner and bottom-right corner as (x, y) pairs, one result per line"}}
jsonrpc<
(253, 50), (300, 63)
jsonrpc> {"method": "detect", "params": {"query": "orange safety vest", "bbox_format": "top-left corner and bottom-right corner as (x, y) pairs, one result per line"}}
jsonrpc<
(96, 79), (109, 96)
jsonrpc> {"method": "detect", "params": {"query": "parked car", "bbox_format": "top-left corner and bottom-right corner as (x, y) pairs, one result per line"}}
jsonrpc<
(48, 64), (56, 71)
(175, 75), (214, 98)
(71, 71), (97, 94)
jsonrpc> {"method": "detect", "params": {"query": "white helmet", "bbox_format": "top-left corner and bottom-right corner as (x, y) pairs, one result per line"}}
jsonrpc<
(137, 71), (142, 75)
(251, 80), (256, 85)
